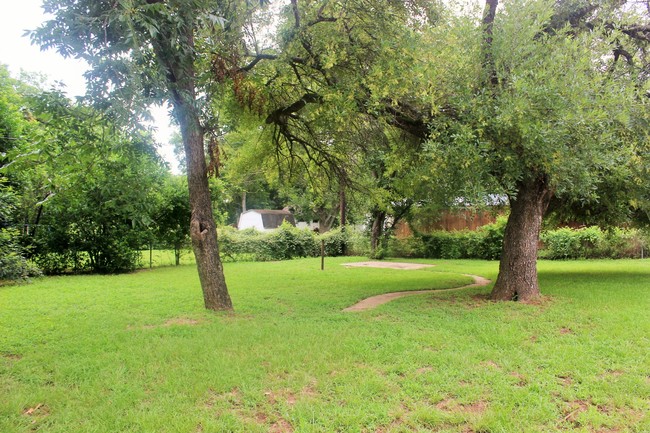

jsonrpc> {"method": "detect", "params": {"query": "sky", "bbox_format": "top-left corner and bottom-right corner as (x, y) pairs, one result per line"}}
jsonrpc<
(0, 0), (180, 173)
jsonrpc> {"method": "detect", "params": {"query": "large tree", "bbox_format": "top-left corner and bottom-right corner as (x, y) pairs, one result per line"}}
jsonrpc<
(424, 0), (649, 300)
(31, 0), (269, 309)
(240, 0), (648, 301)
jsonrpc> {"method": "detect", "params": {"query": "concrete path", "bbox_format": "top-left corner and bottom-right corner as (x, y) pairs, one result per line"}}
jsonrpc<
(343, 274), (491, 312)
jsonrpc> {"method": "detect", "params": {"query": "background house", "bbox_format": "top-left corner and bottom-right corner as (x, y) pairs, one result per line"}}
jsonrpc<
(237, 209), (296, 231)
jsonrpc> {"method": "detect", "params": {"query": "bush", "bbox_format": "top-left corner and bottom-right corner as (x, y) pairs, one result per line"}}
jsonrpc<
(318, 227), (348, 256)
(268, 222), (319, 260)
(474, 216), (507, 260)
(539, 227), (585, 259)
(387, 236), (426, 258)
(539, 226), (648, 259)
(0, 228), (42, 282)
(219, 224), (367, 262)
(411, 217), (506, 260)
(601, 227), (648, 259)
(389, 217), (648, 261)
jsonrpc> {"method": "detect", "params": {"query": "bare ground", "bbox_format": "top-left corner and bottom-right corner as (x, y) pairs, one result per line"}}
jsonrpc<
(342, 261), (435, 270)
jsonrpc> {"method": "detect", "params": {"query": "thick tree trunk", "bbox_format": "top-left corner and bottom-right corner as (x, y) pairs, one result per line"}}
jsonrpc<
(490, 177), (552, 302)
(175, 102), (233, 311)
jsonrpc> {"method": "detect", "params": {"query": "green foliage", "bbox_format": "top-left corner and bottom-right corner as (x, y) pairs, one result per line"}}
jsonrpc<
(540, 226), (649, 260)
(218, 224), (366, 262)
(318, 227), (348, 257)
(0, 228), (41, 282)
(152, 175), (191, 265)
(219, 224), (317, 262)
(0, 81), (166, 275)
(422, 0), (648, 219)
(386, 235), (426, 259)
(0, 180), (41, 282)
(389, 220), (648, 261)
(266, 221), (318, 260)
(408, 217), (507, 260)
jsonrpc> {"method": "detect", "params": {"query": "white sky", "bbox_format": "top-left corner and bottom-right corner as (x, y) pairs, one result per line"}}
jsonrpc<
(0, 0), (180, 173)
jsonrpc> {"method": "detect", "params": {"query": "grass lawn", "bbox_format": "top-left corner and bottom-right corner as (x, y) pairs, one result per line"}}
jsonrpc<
(1, 257), (649, 433)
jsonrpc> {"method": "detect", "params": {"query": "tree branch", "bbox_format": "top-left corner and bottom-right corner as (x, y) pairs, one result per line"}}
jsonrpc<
(291, 0), (301, 28)
(239, 53), (278, 72)
(265, 93), (324, 125)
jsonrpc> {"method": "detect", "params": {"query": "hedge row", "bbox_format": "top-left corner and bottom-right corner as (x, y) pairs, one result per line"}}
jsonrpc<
(218, 223), (367, 262)
(388, 217), (507, 260)
(539, 226), (648, 259)
(387, 219), (649, 260)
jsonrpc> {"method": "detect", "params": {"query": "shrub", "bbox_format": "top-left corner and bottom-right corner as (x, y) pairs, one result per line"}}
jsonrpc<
(539, 227), (586, 259)
(219, 224), (363, 262)
(390, 218), (648, 261)
(387, 236), (426, 258)
(540, 226), (647, 260)
(318, 227), (349, 256)
(0, 229), (42, 281)
(268, 222), (319, 260)
(600, 227), (648, 259)
(412, 217), (506, 260)
(474, 216), (507, 260)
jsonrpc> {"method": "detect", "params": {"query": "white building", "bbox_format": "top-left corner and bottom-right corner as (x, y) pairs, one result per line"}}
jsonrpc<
(237, 209), (296, 231)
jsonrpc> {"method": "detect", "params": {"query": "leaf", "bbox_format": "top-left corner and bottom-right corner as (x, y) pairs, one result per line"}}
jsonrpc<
(208, 14), (228, 29)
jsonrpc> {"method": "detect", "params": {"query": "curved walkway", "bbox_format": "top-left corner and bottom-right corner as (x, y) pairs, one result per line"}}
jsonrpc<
(342, 274), (491, 312)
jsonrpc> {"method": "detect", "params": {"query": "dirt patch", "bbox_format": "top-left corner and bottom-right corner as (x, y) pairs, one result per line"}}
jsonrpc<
(343, 274), (491, 312)
(265, 389), (297, 406)
(204, 387), (242, 409)
(23, 404), (49, 417)
(480, 360), (501, 370)
(557, 375), (573, 387)
(1, 352), (22, 361)
(269, 419), (294, 433)
(599, 369), (624, 378)
(342, 261), (435, 270)
(510, 371), (528, 387)
(204, 387), (295, 432)
(131, 317), (204, 330)
(436, 398), (488, 415)
(561, 399), (590, 425)
(163, 317), (202, 326)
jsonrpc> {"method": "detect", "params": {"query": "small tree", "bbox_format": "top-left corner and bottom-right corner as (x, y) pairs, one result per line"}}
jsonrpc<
(154, 175), (191, 266)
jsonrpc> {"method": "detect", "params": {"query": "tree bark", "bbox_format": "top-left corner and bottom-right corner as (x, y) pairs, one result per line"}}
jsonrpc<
(339, 180), (347, 255)
(175, 101), (233, 311)
(370, 208), (386, 257)
(490, 176), (552, 302)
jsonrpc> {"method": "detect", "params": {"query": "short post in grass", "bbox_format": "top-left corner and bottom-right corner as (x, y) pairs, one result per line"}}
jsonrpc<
(321, 239), (325, 270)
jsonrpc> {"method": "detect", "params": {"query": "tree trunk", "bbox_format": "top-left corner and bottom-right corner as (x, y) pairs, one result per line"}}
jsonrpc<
(339, 179), (347, 255)
(241, 191), (247, 213)
(490, 176), (552, 302)
(317, 207), (336, 233)
(175, 101), (233, 311)
(370, 208), (386, 257)
(174, 242), (181, 266)
(339, 185), (347, 228)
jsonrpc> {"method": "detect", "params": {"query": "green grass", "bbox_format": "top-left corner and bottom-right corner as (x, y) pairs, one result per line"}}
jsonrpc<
(1, 257), (649, 433)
